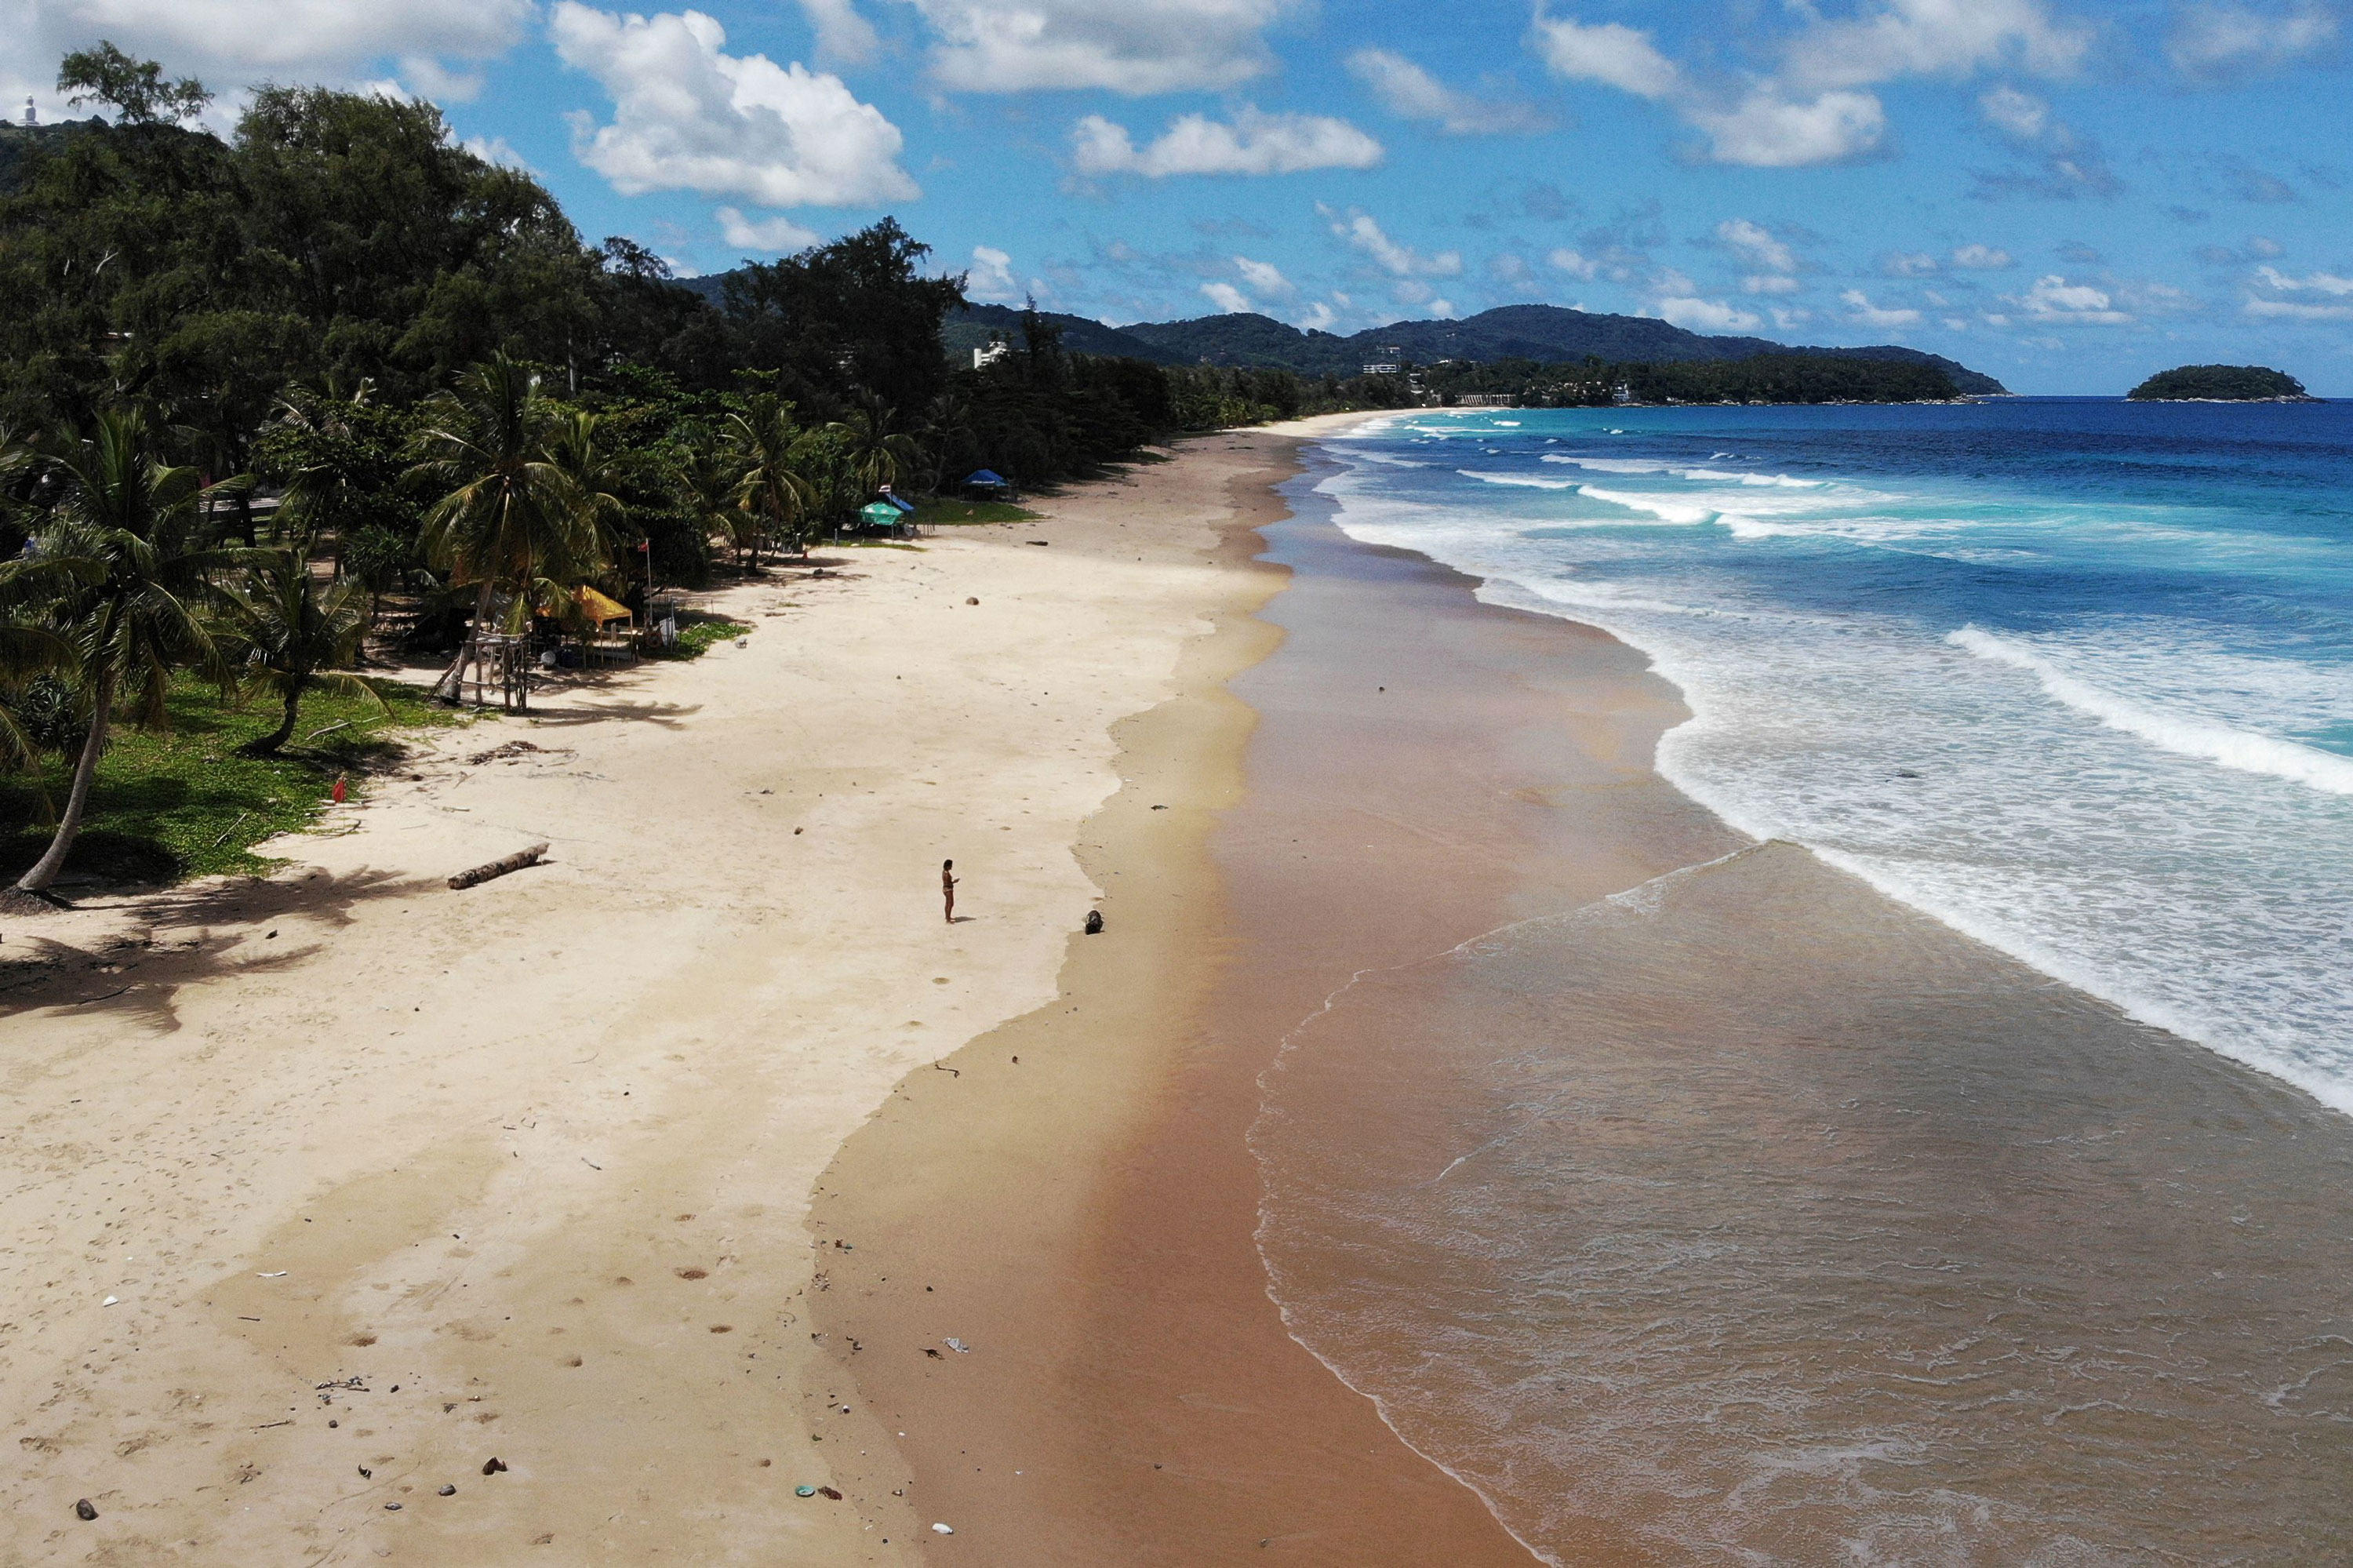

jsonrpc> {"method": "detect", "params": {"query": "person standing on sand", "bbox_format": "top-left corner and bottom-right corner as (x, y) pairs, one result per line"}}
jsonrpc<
(942, 859), (958, 924)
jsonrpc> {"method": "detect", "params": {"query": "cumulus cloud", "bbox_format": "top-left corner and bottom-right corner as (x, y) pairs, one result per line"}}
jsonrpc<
(966, 244), (1021, 301)
(1655, 295), (1763, 332)
(1321, 206), (1462, 277)
(2010, 273), (2134, 324)
(554, 5), (918, 206)
(897, 0), (1287, 95)
(1952, 242), (2016, 268)
(1345, 47), (1550, 135)
(1072, 107), (1381, 177)
(1716, 217), (1804, 290)
(2167, 1), (2339, 82)
(1978, 84), (2049, 139)
(1235, 255), (1294, 297)
(1842, 287), (1923, 326)
(1201, 281), (1253, 313)
(1548, 247), (1602, 280)
(3, 0), (533, 118)
(1529, 15), (1682, 97)
(1531, 0), (2082, 169)
(717, 206), (823, 250)
(1883, 251), (1941, 275)
(799, 0), (882, 64)
(2254, 263), (2353, 293)
(1972, 82), (2119, 198)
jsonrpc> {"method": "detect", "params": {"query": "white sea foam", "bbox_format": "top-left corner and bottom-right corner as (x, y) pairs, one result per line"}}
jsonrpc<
(1576, 487), (1717, 526)
(1457, 470), (1580, 490)
(1950, 626), (2353, 797)
(1541, 455), (1671, 473)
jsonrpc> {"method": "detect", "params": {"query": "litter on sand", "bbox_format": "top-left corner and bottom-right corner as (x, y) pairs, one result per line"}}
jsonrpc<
(101, 1296), (118, 1306)
(944, 1338), (971, 1354)
(795, 1486), (816, 1497)
(933, 1523), (955, 1534)
(257, 1271), (287, 1279)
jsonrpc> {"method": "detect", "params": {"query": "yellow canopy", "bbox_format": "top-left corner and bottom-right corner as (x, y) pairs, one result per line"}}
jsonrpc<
(576, 585), (632, 624)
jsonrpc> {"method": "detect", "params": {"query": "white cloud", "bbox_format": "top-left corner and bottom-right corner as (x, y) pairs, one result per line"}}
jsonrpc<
(1531, 0), (2078, 169)
(2, 0), (533, 121)
(1322, 206), (1462, 276)
(799, 0), (882, 64)
(1235, 256), (1293, 297)
(2254, 264), (2353, 294)
(554, 5), (918, 206)
(897, 0), (1287, 95)
(1299, 300), (1340, 331)
(1657, 296), (1763, 332)
(1952, 243), (2016, 269)
(1780, 0), (2090, 93)
(1688, 89), (1886, 166)
(2012, 273), (2134, 324)
(2246, 297), (2353, 319)
(1717, 217), (1797, 275)
(966, 244), (1021, 301)
(1978, 84), (2049, 140)
(1548, 247), (1602, 280)
(1073, 107), (1381, 177)
(1201, 281), (1253, 313)
(1744, 274), (1802, 294)
(2168, 2), (2339, 82)
(463, 134), (537, 173)
(1842, 287), (1923, 326)
(1883, 251), (1941, 276)
(717, 206), (823, 250)
(1346, 46), (1549, 135)
(1528, 15), (1682, 97)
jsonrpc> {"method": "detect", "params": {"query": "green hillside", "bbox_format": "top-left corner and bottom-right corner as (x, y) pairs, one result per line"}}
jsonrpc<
(2126, 365), (2313, 402)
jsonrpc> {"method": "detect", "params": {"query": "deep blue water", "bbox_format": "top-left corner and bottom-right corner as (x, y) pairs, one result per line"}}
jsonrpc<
(1315, 398), (2353, 1108)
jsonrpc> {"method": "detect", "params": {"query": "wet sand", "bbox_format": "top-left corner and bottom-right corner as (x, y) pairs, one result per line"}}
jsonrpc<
(808, 435), (1740, 1562)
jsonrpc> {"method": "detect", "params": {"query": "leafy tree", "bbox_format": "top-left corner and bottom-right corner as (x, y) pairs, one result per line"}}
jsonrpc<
(58, 42), (213, 127)
(723, 219), (966, 417)
(209, 541), (383, 755)
(2, 407), (238, 896)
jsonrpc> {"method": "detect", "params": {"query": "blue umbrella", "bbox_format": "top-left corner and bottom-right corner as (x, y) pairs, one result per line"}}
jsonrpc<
(966, 469), (1007, 487)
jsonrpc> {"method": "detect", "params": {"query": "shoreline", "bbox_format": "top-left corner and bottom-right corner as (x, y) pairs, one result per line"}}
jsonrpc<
(808, 427), (1730, 1562)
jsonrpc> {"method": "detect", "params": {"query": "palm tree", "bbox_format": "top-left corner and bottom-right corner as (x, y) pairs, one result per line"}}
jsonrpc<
(2, 408), (238, 897)
(669, 426), (755, 572)
(406, 355), (591, 705)
(542, 410), (631, 588)
(725, 395), (816, 566)
(210, 541), (384, 755)
(827, 393), (920, 495)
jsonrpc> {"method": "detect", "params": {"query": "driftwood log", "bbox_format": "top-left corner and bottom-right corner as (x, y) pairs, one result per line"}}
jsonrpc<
(449, 843), (550, 890)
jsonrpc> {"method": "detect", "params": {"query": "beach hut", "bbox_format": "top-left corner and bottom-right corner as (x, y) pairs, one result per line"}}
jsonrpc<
(575, 584), (637, 666)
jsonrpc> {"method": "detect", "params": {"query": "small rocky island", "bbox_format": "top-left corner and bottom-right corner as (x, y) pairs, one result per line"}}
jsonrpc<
(2127, 364), (2315, 402)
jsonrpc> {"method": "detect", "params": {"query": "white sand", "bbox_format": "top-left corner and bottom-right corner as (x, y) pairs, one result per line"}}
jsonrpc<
(0, 441), (1283, 1563)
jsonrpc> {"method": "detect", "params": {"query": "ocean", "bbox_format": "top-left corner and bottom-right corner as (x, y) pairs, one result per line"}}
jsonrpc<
(1249, 400), (2353, 1564)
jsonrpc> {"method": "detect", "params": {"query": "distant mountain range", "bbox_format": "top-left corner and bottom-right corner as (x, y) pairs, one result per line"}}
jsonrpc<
(944, 301), (2011, 396)
(678, 272), (2008, 395)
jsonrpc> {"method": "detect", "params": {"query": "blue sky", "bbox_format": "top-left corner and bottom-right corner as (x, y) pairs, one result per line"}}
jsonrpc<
(9, 1), (2353, 392)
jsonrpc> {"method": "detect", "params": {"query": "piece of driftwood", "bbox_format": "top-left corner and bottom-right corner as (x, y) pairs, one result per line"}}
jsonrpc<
(449, 843), (550, 890)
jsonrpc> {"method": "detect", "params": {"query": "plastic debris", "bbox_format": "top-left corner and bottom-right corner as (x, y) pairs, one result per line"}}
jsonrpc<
(257, 1271), (287, 1279)
(384, 1502), (402, 1511)
(933, 1523), (955, 1534)
(795, 1486), (816, 1498)
(944, 1338), (970, 1354)
(101, 1296), (118, 1307)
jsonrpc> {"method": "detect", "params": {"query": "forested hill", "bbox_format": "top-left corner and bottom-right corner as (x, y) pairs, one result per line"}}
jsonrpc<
(2126, 364), (2315, 401)
(940, 300), (2003, 393)
(1114, 304), (2009, 395)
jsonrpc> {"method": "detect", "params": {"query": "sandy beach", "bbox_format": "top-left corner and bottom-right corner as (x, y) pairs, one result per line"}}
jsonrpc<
(0, 427), (1364, 1565)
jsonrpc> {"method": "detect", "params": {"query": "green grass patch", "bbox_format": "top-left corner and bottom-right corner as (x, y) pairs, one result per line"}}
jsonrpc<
(664, 616), (753, 660)
(0, 675), (463, 886)
(911, 500), (1039, 526)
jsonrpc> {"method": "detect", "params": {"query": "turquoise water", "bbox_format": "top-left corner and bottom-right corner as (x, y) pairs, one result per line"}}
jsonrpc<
(1316, 400), (2353, 1111)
